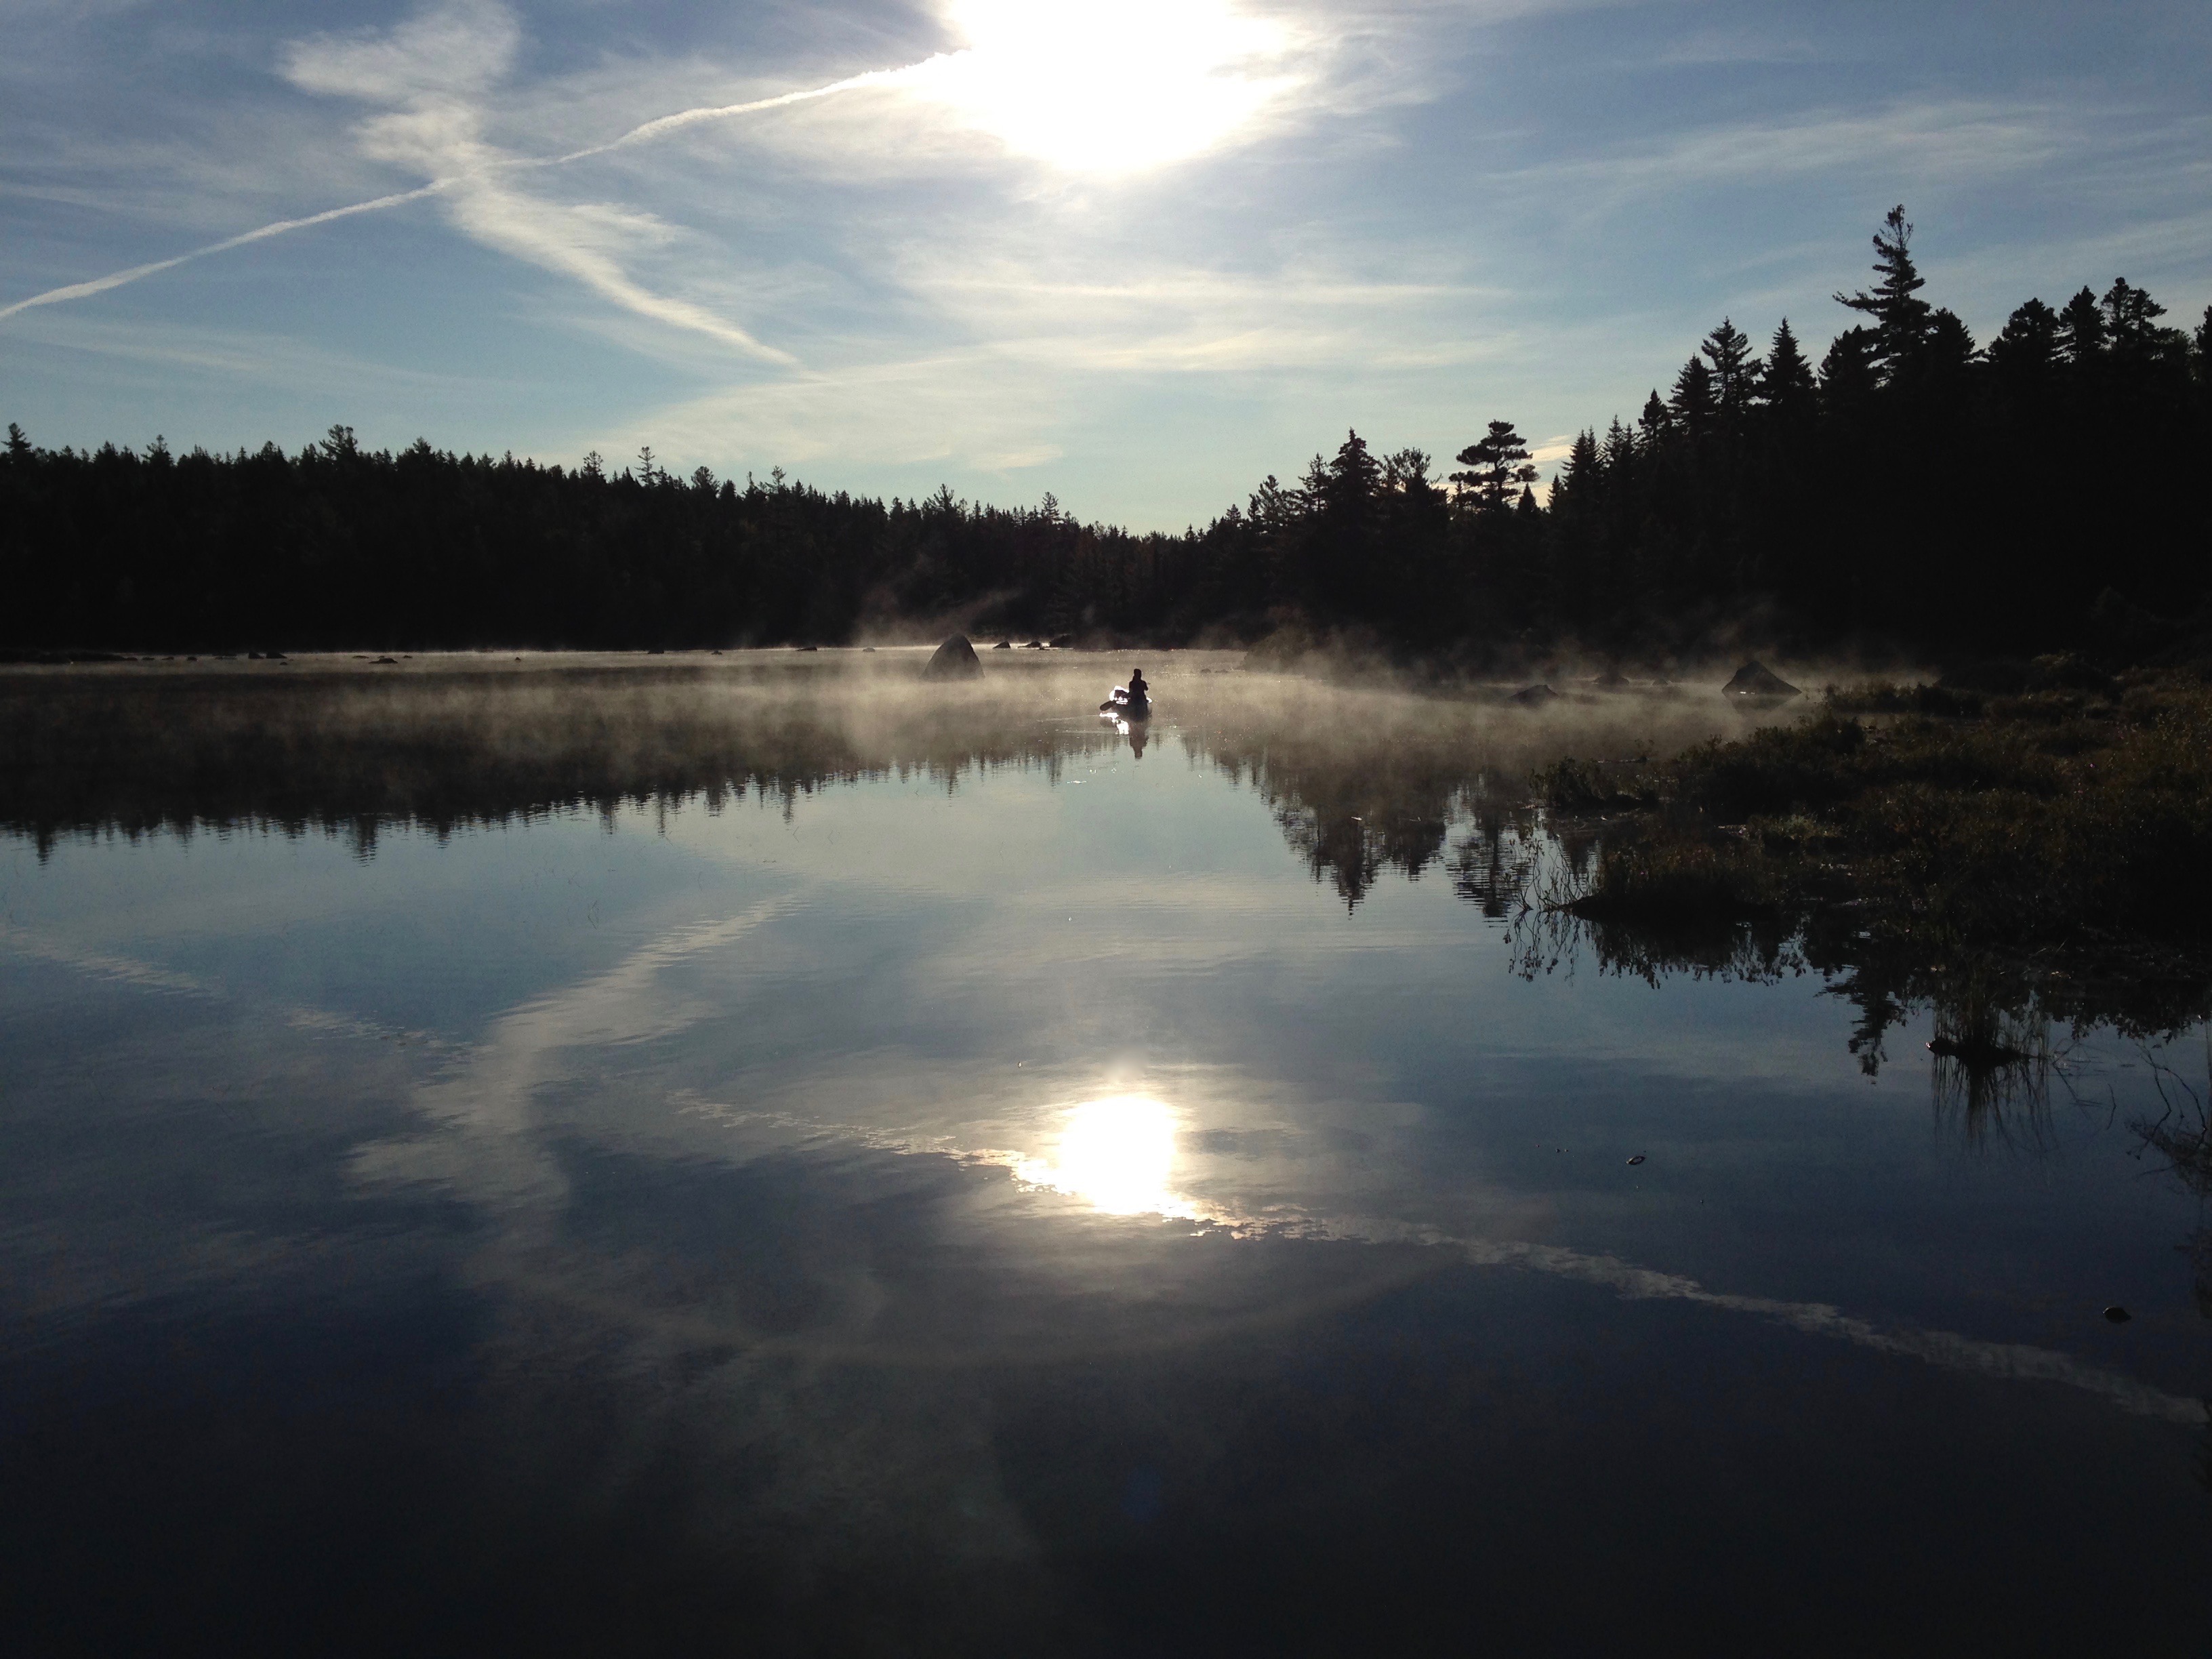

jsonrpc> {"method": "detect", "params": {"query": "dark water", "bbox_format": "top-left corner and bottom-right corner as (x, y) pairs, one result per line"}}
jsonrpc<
(3, 656), (2207, 1656)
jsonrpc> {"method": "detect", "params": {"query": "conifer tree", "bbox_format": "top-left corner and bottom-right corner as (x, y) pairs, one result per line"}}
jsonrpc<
(1834, 205), (1933, 378)
(1699, 318), (1763, 426)
(1923, 309), (1979, 380)
(1818, 327), (1881, 408)
(2100, 278), (2167, 352)
(1449, 421), (1538, 511)
(1757, 320), (1818, 417)
(2055, 287), (2106, 362)
(1669, 355), (1716, 431)
(1990, 298), (2059, 381)
(1553, 429), (1601, 508)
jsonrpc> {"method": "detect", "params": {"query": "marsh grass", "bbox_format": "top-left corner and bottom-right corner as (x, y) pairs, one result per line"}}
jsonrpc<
(1549, 678), (2212, 969)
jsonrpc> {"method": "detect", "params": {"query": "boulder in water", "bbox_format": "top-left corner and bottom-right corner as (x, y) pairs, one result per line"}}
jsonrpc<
(1722, 661), (1800, 701)
(923, 634), (983, 680)
(1510, 682), (1559, 706)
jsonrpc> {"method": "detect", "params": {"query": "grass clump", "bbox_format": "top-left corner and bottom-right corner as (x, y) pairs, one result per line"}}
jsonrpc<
(1549, 676), (2212, 970)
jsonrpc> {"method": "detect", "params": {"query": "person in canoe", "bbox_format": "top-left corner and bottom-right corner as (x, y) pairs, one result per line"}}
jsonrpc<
(1101, 667), (1151, 716)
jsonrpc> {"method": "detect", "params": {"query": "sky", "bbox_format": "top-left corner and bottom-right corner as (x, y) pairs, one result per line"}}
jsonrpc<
(3, 0), (2208, 528)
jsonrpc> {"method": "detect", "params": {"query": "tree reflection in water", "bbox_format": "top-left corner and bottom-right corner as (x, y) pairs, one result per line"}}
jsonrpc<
(11, 656), (2211, 1492)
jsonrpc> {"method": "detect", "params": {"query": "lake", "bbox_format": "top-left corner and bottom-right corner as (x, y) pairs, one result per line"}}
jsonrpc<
(3, 652), (2207, 1655)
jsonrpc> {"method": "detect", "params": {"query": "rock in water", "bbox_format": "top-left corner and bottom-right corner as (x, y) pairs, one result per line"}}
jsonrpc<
(923, 634), (983, 680)
(1722, 661), (1801, 701)
(1510, 682), (1558, 706)
(2103, 1305), (2131, 1324)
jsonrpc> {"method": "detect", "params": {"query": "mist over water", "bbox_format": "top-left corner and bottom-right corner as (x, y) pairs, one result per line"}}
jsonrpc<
(3, 654), (2207, 1653)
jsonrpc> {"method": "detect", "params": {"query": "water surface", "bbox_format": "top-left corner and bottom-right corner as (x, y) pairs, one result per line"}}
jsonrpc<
(3, 654), (2207, 1654)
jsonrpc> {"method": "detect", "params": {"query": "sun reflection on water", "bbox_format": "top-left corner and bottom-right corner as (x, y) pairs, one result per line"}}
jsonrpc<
(1018, 1094), (1191, 1216)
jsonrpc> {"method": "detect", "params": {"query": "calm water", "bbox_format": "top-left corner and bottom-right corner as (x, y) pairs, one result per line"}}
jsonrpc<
(3, 656), (2207, 1655)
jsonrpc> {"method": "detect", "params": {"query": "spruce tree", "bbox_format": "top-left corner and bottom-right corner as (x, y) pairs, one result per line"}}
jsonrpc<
(1669, 355), (1716, 431)
(1818, 327), (1881, 409)
(2055, 287), (2106, 362)
(1699, 318), (1763, 426)
(1757, 320), (1818, 417)
(1989, 298), (2059, 381)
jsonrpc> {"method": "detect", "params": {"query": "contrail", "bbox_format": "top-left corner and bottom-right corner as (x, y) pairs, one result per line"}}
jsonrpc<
(546, 54), (958, 166)
(0, 52), (956, 327)
(0, 182), (452, 323)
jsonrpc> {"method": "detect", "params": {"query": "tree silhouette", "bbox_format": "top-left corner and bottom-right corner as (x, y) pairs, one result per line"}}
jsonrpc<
(1450, 421), (1538, 511)
(1835, 205), (1933, 380)
(3, 204), (2207, 665)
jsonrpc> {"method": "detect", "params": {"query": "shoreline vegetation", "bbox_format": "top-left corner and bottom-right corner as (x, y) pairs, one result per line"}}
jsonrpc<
(4, 195), (2208, 1158)
(3, 208), (2208, 666)
(1530, 659), (2212, 1059)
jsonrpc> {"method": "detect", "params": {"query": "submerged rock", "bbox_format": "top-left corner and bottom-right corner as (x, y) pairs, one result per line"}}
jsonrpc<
(923, 634), (983, 680)
(1722, 660), (1801, 701)
(2104, 1305), (2132, 1324)
(1510, 682), (1559, 706)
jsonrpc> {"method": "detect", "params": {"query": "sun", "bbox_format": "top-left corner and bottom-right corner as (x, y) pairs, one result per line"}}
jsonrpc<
(917, 0), (1299, 174)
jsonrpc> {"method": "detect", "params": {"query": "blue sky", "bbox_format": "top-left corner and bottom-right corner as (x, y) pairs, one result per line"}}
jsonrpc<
(3, 0), (2207, 527)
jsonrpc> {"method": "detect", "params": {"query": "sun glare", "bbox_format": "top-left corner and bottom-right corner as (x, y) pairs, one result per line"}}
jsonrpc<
(1022, 1094), (1188, 1215)
(920, 0), (1297, 173)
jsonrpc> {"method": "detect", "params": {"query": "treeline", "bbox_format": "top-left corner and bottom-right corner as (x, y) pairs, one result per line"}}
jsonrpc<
(3, 206), (2208, 658)
(0, 436), (1197, 653)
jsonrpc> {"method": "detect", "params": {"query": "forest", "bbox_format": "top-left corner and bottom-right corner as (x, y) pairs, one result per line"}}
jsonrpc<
(3, 208), (2208, 663)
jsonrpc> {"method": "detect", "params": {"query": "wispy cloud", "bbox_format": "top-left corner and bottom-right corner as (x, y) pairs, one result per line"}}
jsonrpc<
(1507, 97), (2078, 204)
(0, 0), (1333, 354)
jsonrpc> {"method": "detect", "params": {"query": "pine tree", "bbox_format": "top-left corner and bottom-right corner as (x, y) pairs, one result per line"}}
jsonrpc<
(2101, 278), (2167, 352)
(1834, 205), (1933, 379)
(1449, 421), (1538, 511)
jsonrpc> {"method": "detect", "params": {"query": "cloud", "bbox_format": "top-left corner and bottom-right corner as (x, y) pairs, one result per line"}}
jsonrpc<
(1509, 97), (2078, 206)
(615, 349), (1076, 474)
(280, 0), (520, 103)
